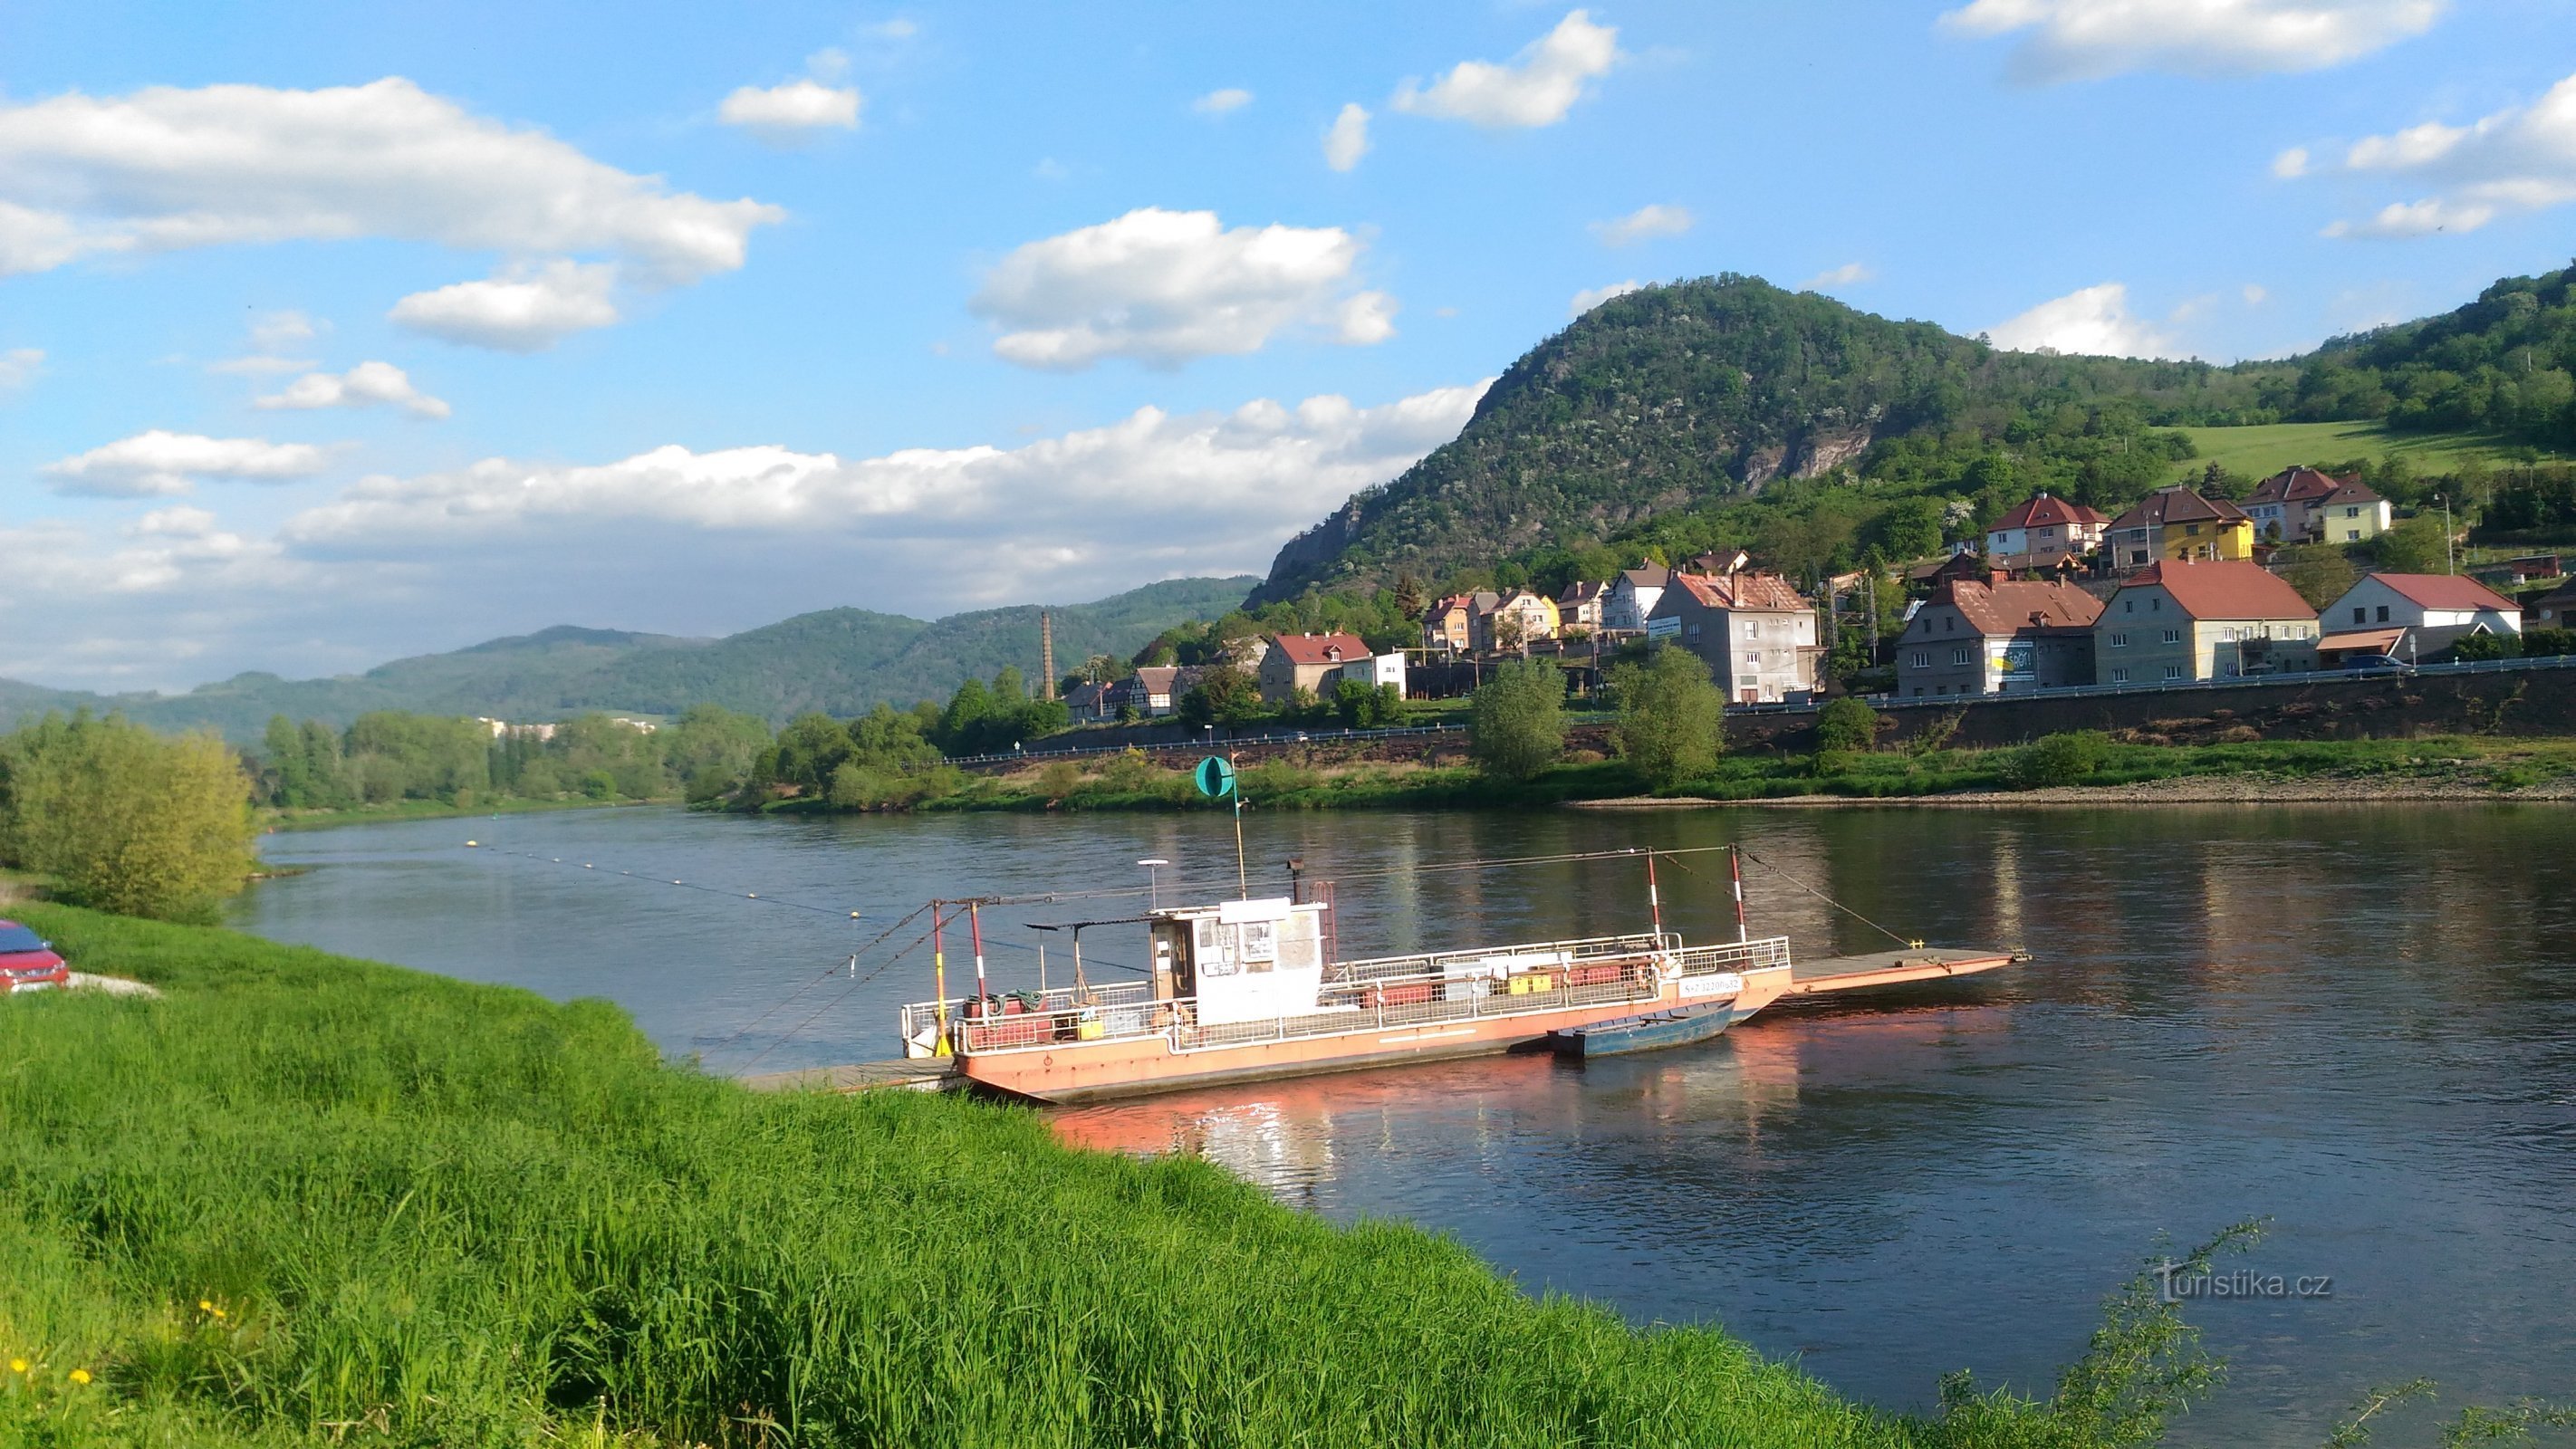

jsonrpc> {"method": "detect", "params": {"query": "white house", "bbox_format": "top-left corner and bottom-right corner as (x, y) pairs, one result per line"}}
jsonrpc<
(2317, 573), (2520, 663)
(1644, 570), (1820, 704)
(1331, 652), (1409, 697)
(1603, 564), (1670, 631)
(1983, 493), (2109, 568)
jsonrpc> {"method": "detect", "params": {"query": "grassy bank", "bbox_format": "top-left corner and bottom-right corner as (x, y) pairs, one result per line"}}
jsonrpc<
(0, 903), (2213, 1448)
(260, 793), (669, 833)
(792, 735), (2576, 816)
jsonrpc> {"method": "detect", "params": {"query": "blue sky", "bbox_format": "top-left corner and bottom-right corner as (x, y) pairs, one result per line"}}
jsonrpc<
(3, 0), (2573, 691)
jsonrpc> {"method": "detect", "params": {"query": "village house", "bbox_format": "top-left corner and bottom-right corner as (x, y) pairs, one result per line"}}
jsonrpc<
(2093, 560), (2319, 686)
(2239, 466), (2344, 543)
(1421, 591), (1496, 655)
(1257, 632), (1373, 704)
(1643, 569), (1819, 705)
(1603, 564), (1670, 631)
(1895, 573), (2104, 697)
(1471, 589), (1561, 653)
(1110, 666), (1197, 717)
(1062, 680), (1116, 722)
(2309, 475), (2393, 544)
(1983, 493), (2110, 569)
(1330, 651), (1409, 697)
(2104, 486), (2257, 569)
(1556, 579), (1608, 630)
(2316, 573), (2522, 665)
(2529, 577), (2576, 629)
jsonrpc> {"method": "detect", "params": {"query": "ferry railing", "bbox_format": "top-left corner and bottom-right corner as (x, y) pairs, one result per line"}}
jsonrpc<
(932, 934), (1798, 1056)
(899, 979), (1155, 1053)
(1323, 932), (1675, 986)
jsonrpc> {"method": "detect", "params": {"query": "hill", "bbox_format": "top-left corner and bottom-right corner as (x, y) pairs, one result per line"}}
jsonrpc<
(0, 577), (1255, 738)
(1252, 264), (2576, 603)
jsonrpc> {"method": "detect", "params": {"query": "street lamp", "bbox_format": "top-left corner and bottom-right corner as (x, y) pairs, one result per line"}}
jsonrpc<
(1138, 858), (1169, 911)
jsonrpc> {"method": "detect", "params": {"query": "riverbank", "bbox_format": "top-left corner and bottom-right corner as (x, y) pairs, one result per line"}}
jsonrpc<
(756, 734), (2576, 817)
(261, 792), (668, 832)
(2, 900), (2190, 1447)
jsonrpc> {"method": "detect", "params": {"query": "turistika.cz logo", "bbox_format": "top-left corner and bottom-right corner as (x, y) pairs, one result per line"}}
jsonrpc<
(2154, 1261), (2332, 1302)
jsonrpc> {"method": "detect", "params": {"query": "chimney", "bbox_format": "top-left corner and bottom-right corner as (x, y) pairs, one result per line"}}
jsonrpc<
(1989, 569), (2011, 588)
(1041, 609), (1056, 700)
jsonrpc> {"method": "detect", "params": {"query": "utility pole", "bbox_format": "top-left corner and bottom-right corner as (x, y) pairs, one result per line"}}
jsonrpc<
(2443, 494), (2456, 575)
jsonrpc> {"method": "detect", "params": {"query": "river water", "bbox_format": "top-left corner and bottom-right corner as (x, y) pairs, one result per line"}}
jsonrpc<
(235, 803), (2576, 1444)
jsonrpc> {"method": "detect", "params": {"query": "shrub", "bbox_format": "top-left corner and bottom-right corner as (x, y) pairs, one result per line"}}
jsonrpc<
(2448, 631), (2518, 662)
(1467, 660), (1566, 782)
(1332, 679), (1402, 729)
(1813, 696), (1881, 753)
(1610, 648), (1723, 789)
(2523, 627), (2576, 658)
(2003, 730), (2112, 790)
(0, 714), (255, 923)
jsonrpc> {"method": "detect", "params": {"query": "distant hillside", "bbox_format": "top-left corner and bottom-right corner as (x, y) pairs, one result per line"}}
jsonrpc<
(2298, 261), (2576, 449)
(0, 577), (1256, 739)
(1252, 274), (2295, 601)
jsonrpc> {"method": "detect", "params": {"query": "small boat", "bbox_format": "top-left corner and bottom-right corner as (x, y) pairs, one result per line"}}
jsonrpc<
(894, 850), (2024, 1104)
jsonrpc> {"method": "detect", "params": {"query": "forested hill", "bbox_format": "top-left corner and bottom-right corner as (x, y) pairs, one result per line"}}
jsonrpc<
(1254, 265), (2576, 602)
(0, 576), (1255, 739)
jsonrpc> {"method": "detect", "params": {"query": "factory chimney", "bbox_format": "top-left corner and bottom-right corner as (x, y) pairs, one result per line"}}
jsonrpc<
(1041, 609), (1057, 700)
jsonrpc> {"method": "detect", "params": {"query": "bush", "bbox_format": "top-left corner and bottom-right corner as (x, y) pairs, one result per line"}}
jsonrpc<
(2523, 627), (2576, 657)
(0, 714), (255, 923)
(1467, 661), (1566, 782)
(2003, 730), (2113, 790)
(1610, 648), (1723, 789)
(1332, 679), (1402, 729)
(1813, 696), (1881, 753)
(2448, 631), (2518, 661)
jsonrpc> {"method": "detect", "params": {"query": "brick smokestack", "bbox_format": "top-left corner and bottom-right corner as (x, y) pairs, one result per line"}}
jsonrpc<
(1041, 609), (1057, 700)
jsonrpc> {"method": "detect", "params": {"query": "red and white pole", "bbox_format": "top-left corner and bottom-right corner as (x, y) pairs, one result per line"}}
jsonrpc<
(1730, 846), (1748, 943)
(970, 900), (990, 1005)
(1646, 852), (1664, 942)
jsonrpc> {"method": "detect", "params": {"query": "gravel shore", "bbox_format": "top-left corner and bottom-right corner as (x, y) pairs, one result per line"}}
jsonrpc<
(1574, 772), (2576, 809)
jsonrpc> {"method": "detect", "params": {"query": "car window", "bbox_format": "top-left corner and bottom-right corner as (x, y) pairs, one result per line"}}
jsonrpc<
(0, 925), (47, 953)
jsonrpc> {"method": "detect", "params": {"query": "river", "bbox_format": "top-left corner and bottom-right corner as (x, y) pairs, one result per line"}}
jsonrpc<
(235, 802), (2576, 1445)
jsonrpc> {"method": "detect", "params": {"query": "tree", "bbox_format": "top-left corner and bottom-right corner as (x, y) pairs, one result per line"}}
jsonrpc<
(1333, 679), (1402, 728)
(1391, 572), (1427, 622)
(2273, 544), (2360, 610)
(1813, 696), (1881, 753)
(1469, 661), (1564, 781)
(1178, 664), (1259, 726)
(1610, 647), (1723, 788)
(0, 714), (255, 923)
(770, 714), (855, 792)
(2366, 514), (2452, 574)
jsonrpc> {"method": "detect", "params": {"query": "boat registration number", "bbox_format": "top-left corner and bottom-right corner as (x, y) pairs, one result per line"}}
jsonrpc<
(1678, 972), (1744, 1001)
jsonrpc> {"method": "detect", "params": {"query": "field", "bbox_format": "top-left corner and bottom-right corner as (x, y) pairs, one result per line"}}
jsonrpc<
(2170, 420), (2557, 483)
(0, 901), (2232, 1448)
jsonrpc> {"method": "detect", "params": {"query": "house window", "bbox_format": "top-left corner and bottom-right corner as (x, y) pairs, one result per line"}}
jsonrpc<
(1951, 648), (1971, 666)
(2375, 605), (2389, 623)
(2164, 665), (2184, 681)
(2352, 606), (2366, 624)
(1911, 650), (1928, 668)
(1685, 623), (1701, 641)
(2162, 629), (2180, 644)
(2111, 667), (2129, 684)
(2346, 506), (2359, 517)
(2110, 632), (2129, 648)
(2219, 627), (2235, 642)
(2123, 599), (2135, 614)
(2345, 530), (2360, 542)
(1912, 686), (1926, 696)
(1745, 651), (1762, 667)
(2151, 598), (2162, 611)
(2186, 523), (2201, 536)
(1743, 620), (1758, 638)
(2225, 662), (2241, 677)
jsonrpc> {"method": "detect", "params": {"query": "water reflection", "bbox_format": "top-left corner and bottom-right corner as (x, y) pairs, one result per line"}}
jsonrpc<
(238, 802), (2576, 1448)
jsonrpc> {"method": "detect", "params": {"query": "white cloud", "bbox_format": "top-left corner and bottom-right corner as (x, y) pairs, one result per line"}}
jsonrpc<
(0, 347), (41, 390)
(2272, 145), (2312, 178)
(1195, 88), (1254, 116)
(1323, 103), (1371, 172)
(1986, 283), (2179, 358)
(43, 429), (331, 497)
(719, 79), (863, 134)
(389, 260), (621, 351)
(1802, 262), (1876, 290)
(1570, 280), (1642, 316)
(207, 354), (316, 376)
(2314, 72), (2576, 237)
(255, 361), (451, 419)
(0, 79), (781, 326)
(971, 207), (1393, 369)
(1392, 10), (1620, 128)
(1939, 0), (2444, 83)
(2243, 283), (2270, 304)
(1591, 203), (1692, 246)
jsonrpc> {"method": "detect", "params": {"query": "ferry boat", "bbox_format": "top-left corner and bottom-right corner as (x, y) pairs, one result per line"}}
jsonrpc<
(896, 854), (2023, 1104)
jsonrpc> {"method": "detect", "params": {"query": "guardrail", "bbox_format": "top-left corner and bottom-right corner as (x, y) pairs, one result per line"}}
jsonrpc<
(1723, 651), (2576, 716)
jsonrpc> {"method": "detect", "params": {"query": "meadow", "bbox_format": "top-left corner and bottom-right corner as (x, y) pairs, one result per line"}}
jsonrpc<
(0, 901), (2264, 1448)
(2168, 421), (2559, 484)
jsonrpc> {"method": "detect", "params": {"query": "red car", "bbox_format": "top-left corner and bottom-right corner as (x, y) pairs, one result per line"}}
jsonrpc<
(0, 921), (69, 993)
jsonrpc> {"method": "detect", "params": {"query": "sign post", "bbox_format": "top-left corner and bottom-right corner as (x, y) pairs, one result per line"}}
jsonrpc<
(1196, 755), (1247, 899)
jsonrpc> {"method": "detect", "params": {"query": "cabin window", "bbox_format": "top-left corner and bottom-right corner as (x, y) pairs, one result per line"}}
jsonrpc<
(1237, 919), (1277, 974)
(1193, 918), (1239, 978)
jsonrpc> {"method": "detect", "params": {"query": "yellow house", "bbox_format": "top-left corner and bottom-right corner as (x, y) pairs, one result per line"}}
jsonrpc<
(2104, 486), (2255, 569)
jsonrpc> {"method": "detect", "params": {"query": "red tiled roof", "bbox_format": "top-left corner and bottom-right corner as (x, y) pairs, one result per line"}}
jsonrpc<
(2369, 573), (2517, 613)
(1938, 579), (2105, 636)
(2107, 486), (2250, 533)
(2242, 466), (2349, 508)
(2124, 560), (2316, 620)
(1668, 571), (1809, 611)
(1987, 493), (2109, 532)
(1270, 632), (1370, 665)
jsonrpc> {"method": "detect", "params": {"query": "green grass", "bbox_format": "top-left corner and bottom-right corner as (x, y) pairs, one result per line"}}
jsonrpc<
(262, 795), (666, 833)
(2172, 421), (2559, 485)
(1, 903), (2190, 1447)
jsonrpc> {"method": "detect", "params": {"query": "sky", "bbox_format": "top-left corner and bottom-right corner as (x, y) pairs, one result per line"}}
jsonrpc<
(4, 0), (2574, 693)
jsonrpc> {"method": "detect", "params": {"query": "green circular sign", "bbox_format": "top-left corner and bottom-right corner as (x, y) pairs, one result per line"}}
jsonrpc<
(1194, 756), (1237, 799)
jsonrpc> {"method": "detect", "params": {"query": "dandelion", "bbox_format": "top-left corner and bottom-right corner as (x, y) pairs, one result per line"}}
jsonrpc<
(69, 1369), (91, 1385)
(7, 1358), (25, 1373)
(198, 1300), (213, 1312)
